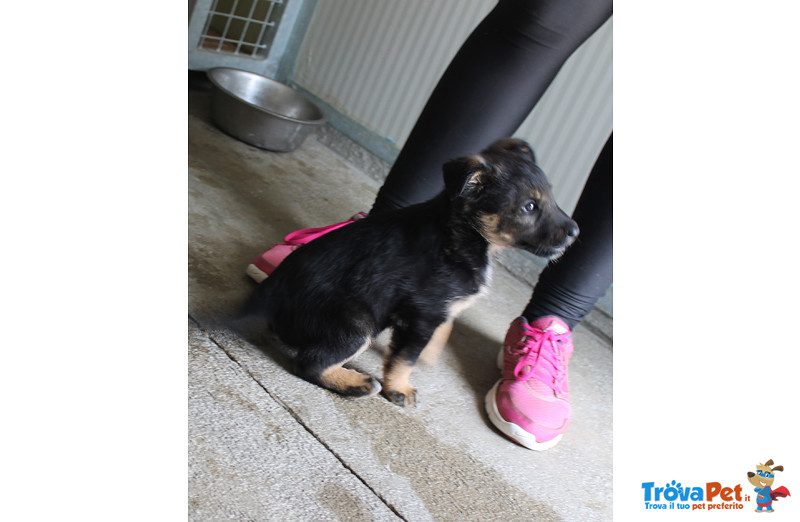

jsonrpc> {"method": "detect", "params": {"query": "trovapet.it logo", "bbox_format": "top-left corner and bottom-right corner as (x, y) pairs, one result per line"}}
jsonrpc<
(641, 480), (746, 511)
(641, 458), (792, 513)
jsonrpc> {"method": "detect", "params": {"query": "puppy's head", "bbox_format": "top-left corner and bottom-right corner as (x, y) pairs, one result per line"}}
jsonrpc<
(443, 138), (579, 260)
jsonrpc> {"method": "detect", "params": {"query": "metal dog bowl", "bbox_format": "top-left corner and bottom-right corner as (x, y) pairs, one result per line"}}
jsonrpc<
(206, 68), (325, 152)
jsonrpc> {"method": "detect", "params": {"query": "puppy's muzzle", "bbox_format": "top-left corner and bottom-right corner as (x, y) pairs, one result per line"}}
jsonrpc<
(564, 221), (580, 243)
(549, 219), (580, 258)
(517, 217), (579, 260)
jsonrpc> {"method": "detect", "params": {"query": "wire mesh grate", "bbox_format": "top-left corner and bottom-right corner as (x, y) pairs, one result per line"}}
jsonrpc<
(198, 0), (287, 59)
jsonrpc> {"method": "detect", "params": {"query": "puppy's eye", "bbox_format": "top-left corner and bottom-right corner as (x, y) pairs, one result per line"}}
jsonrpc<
(522, 201), (536, 213)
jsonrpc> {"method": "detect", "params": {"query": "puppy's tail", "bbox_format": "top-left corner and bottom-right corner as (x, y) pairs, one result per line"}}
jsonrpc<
(244, 279), (279, 321)
(232, 280), (276, 337)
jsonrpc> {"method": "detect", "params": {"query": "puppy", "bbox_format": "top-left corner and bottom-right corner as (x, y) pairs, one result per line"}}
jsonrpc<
(243, 139), (578, 407)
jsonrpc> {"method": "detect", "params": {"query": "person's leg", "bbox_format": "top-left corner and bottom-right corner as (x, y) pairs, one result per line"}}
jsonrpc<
(371, 0), (612, 214)
(486, 135), (611, 450)
(524, 134), (613, 328)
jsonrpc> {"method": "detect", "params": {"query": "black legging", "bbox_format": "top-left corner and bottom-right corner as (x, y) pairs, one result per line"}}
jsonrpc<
(524, 135), (611, 328)
(370, 0), (613, 329)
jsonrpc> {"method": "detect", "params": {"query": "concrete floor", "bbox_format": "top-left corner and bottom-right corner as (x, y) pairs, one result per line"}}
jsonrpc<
(188, 85), (613, 520)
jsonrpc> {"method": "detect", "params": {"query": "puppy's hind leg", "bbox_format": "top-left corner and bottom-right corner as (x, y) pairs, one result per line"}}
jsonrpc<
(296, 338), (382, 398)
(319, 365), (382, 397)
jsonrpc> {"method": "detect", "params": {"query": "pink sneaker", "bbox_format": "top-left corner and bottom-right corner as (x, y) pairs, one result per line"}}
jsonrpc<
(485, 316), (574, 450)
(246, 212), (367, 283)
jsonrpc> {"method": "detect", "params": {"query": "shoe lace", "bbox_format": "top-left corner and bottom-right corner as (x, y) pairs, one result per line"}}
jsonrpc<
(511, 324), (569, 393)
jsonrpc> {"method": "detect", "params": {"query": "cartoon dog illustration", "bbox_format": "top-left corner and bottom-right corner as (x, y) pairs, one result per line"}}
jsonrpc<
(747, 459), (791, 512)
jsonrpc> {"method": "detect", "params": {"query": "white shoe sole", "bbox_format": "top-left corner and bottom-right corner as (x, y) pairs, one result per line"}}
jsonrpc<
(245, 263), (268, 283)
(484, 381), (563, 451)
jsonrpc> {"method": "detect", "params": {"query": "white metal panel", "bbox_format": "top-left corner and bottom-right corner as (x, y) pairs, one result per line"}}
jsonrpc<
(292, 1), (612, 213)
(292, 0), (495, 145)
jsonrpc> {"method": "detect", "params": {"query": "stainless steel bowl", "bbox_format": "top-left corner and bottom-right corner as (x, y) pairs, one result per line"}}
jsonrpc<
(206, 68), (325, 152)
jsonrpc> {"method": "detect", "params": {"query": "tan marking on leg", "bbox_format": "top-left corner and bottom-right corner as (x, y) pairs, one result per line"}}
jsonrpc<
(383, 357), (414, 392)
(318, 365), (379, 396)
(382, 356), (417, 407)
(418, 321), (453, 366)
(317, 339), (379, 397)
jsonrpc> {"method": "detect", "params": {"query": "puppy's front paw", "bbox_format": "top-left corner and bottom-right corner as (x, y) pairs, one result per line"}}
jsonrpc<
(383, 387), (418, 408)
(357, 377), (383, 398)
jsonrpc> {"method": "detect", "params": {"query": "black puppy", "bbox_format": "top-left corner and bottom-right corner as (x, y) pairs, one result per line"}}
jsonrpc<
(244, 139), (578, 407)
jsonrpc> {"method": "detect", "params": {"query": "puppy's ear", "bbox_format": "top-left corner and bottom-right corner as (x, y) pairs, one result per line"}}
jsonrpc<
(522, 143), (537, 164)
(442, 155), (489, 199)
(487, 138), (537, 163)
(506, 140), (537, 163)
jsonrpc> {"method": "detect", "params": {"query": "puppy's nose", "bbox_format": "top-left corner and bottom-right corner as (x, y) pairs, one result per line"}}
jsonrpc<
(567, 223), (579, 238)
